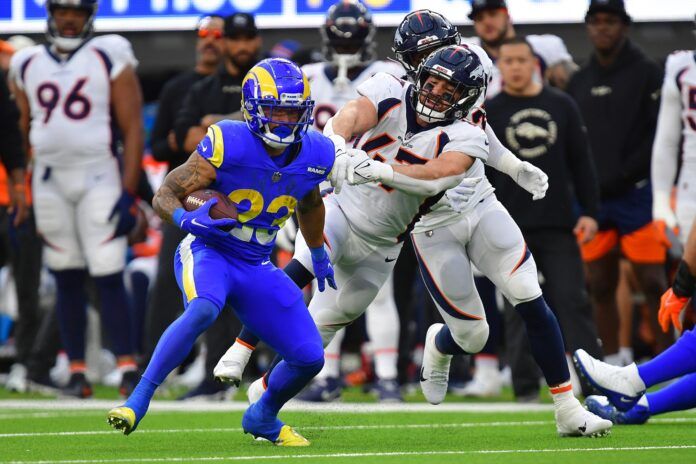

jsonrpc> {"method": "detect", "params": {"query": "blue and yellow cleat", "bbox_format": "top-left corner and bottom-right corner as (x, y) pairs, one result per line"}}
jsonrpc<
(107, 406), (140, 435)
(585, 395), (650, 425)
(242, 402), (310, 446)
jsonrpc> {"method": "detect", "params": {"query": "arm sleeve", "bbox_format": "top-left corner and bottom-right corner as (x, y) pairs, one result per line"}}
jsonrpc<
(483, 122), (516, 171)
(621, 62), (663, 184)
(100, 35), (139, 79)
(356, 72), (405, 111)
(442, 124), (489, 162)
(151, 81), (179, 163)
(0, 71), (26, 172)
(565, 96), (599, 219)
(174, 83), (205, 150)
(651, 56), (683, 196)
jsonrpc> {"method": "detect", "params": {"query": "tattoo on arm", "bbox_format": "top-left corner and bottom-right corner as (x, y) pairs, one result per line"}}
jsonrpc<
(153, 152), (215, 223)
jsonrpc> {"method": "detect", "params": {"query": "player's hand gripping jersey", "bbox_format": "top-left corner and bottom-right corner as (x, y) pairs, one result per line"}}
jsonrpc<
(9, 35), (137, 166)
(195, 120), (334, 262)
(334, 72), (490, 244)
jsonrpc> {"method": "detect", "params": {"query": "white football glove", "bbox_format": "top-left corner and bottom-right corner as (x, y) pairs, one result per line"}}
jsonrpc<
(328, 134), (350, 194)
(444, 177), (482, 213)
(515, 162), (549, 200)
(346, 149), (393, 185)
(653, 191), (677, 229)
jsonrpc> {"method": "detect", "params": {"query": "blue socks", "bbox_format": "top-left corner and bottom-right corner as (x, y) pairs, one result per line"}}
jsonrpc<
(646, 372), (696, 416)
(516, 296), (570, 386)
(52, 269), (88, 362)
(127, 297), (221, 419)
(638, 329), (696, 387)
(93, 272), (133, 357)
(435, 325), (467, 355)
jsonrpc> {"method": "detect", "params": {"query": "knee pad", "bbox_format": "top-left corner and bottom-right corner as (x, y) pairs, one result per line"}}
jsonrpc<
(288, 341), (325, 376)
(450, 319), (489, 354)
(503, 258), (542, 306)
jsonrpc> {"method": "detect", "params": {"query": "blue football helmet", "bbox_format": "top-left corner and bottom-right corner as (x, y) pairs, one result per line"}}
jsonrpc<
(393, 10), (460, 79)
(321, 0), (376, 67)
(46, 0), (98, 52)
(412, 45), (486, 123)
(241, 58), (315, 148)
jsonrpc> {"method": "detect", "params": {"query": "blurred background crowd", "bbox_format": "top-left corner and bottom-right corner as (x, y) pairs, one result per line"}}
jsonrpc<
(0, 0), (693, 404)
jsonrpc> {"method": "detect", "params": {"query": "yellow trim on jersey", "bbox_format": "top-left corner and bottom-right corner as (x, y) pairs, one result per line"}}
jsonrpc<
(301, 72), (311, 100)
(207, 125), (225, 168)
(180, 235), (198, 303)
(248, 65), (278, 99)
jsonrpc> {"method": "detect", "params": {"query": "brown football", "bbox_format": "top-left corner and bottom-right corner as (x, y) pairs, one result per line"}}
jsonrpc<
(183, 189), (238, 231)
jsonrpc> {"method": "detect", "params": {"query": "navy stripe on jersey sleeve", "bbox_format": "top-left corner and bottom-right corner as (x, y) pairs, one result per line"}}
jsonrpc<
(377, 98), (401, 121)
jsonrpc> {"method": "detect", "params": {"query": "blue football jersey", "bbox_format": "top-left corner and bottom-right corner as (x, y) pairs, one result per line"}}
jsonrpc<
(196, 120), (334, 262)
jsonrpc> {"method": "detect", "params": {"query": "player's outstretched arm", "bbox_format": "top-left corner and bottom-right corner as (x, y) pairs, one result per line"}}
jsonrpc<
(296, 186), (336, 291)
(153, 152), (216, 224)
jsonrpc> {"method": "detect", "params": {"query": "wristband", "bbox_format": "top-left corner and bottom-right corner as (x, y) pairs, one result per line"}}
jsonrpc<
(309, 246), (326, 261)
(172, 208), (186, 227)
(673, 260), (696, 298)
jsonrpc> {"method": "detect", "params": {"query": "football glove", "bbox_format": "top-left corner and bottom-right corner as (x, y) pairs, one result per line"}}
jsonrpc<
(658, 288), (690, 333)
(309, 246), (337, 292)
(328, 135), (350, 194)
(515, 162), (548, 200)
(109, 190), (138, 238)
(172, 198), (237, 241)
(444, 177), (483, 212)
(346, 149), (393, 185)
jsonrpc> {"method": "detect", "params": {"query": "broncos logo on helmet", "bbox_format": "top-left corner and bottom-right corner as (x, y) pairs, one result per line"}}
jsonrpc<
(46, 0), (98, 52)
(241, 58), (315, 149)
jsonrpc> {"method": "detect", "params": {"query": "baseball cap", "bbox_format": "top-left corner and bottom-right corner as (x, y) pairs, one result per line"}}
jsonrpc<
(586, 0), (631, 24)
(468, 0), (508, 20)
(224, 12), (258, 38)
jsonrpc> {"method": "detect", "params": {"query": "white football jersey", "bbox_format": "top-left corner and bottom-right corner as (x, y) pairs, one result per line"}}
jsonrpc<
(461, 34), (572, 99)
(335, 72), (490, 245)
(9, 35), (138, 167)
(303, 60), (404, 131)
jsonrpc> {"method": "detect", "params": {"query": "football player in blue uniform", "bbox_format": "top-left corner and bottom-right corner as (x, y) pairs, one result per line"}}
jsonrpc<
(107, 58), (336, 446)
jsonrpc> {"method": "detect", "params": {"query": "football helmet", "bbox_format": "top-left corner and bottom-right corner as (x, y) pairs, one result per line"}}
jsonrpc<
(393, 10), (460, 79)
(46, 0), (98, 52)
(241, 58), (315, 149)
(412, 45), (486, 123)
(320, 0), (376, 68)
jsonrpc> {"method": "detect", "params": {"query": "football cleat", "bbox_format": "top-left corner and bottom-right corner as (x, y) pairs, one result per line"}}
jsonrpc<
(242, 401), (310, 446)
(214, 342), (253, 386)
(107, 406), (139, 435)
(275, 425), (311, 446)
(296, 377), (342, 402)
(573, 349), (646, 411)
(455, 365), (503, 398)
(61, 373), (93, 399)
(373, 378), (403, 403)
(247, 377), (267, 404)
(585, 395), (650, 425)
(555, 398), (612, 437)
(419, 323), (452, 405)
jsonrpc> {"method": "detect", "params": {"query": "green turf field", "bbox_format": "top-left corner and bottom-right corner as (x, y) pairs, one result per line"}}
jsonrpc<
(1, 401), (695, 464)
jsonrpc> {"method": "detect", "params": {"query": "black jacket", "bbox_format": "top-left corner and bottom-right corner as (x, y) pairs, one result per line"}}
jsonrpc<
(0, 71), (25, 172)
(151, 70), (207, 170)
(173, 64), (245, 151)
(487, 86), (599, 232)
(566, 40), (662, 200)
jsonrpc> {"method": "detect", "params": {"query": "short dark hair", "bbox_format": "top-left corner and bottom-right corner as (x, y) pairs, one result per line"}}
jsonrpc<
(498, 37), (535, 56)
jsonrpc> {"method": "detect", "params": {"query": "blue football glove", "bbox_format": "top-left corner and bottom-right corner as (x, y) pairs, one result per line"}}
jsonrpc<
(172, 198), (238, 241)
(310, 246), (337, 292)
(109, 190), (137, 238)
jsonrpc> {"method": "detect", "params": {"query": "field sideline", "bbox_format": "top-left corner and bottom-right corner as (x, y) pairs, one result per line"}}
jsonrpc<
(1, 400), (695, 464)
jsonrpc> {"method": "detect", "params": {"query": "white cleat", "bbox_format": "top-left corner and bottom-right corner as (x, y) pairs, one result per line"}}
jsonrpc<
(5, 363), (28, 393)
(419, 323), (452, 405)
(456, 365), (503, 398)
(555, 398), (612, 437)
(214, 342), (253, 387)
(247, 377), (267, 405)
(573, 349), (645, 411)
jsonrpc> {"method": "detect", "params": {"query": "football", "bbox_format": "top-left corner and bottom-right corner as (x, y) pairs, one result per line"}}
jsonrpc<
(183, 189), (238, 230)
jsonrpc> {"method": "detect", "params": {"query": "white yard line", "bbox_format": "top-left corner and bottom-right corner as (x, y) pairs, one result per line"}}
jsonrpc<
(1, 417), (695, 439)
(6, 446), (696, 463)
(0, 400), (555, 413)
